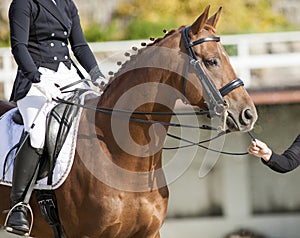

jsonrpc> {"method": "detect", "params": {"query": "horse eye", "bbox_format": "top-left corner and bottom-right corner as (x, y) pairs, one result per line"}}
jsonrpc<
(204, 58), (218, 67)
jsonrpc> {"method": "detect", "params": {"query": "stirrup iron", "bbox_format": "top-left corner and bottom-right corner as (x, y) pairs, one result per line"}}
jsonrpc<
(4, 202), (34, 237)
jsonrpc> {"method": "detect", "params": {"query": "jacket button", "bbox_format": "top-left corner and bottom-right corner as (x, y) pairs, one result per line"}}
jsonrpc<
(61, 42), (66, 46)
(54, 56), (58, 60)
(64, 56), (68, 59)
(50, 43), (54, 47)
(63, 31), (67, 36)
(51, 33), (55, 37)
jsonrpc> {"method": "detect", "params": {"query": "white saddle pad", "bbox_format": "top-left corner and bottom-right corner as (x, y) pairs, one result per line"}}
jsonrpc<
(0, 91), (98, 190)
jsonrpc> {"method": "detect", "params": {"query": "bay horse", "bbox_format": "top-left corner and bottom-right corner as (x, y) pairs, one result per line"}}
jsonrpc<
(0, 6), (257, 238)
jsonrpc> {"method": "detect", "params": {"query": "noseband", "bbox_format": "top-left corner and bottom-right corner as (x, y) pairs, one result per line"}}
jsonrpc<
(182, 26), (244, 119)
(53, 28), (253, 156)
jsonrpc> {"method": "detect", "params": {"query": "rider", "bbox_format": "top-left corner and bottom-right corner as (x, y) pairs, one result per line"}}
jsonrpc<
(7, 0), (107, 234)
(248, 136), (300, 173)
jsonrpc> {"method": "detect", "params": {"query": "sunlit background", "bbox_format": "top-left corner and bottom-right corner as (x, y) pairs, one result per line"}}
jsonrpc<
(1, 0), (300, 237)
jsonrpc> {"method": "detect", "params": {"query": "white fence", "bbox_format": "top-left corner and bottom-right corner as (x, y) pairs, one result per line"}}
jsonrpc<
(221, 31), (300, 87)
(0, 48), (15, 100)
(1, 31), (300, 100)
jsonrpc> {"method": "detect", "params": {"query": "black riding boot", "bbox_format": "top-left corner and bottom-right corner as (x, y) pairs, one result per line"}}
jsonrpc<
(6, 136), (41, 234)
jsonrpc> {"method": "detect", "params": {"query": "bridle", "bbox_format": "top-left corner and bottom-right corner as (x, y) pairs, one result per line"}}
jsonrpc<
(181, 26), (244, 130)
(55, 27), (254, 155)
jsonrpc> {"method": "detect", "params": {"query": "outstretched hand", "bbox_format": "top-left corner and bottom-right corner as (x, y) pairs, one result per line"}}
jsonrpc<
(248, 139), (272, 162)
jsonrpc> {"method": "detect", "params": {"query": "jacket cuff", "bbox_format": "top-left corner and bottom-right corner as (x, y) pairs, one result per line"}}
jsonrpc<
(261, 150), (277, 166)
(24, 71), (41, 83)
(89, 65), (105, 82)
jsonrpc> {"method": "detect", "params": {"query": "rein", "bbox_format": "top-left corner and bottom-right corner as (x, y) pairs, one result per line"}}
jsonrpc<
(55, 25), (254, 156)
(55, 97), (217, 130)
(55, 93), (254, 156)
(165, 132), (250, 156)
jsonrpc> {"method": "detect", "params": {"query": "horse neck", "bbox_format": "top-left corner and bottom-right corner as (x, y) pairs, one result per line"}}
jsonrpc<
(92, 37), (184, 172)
(100, 30), (184, 117)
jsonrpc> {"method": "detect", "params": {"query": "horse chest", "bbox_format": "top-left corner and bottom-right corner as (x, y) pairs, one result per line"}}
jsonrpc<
(105, 193), (167, 218)
(100, 192), (168, 233)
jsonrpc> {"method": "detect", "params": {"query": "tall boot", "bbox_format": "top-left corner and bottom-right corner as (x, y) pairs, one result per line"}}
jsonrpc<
(6, 135), (41, 234)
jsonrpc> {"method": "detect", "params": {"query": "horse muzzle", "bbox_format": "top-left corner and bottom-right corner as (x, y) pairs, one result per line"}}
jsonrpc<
(226, 107), (257, 132)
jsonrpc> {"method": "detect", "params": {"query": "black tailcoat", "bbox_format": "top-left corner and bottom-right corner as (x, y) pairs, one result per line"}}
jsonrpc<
(9, 0), (97, 101)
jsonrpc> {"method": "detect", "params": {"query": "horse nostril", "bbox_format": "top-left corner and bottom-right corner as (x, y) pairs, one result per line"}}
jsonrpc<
(244, 109), (253, 120)
(240, 108), (254, 126)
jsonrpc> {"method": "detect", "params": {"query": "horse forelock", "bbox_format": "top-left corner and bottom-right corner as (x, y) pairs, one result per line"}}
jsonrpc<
(203, 24), (217, 34)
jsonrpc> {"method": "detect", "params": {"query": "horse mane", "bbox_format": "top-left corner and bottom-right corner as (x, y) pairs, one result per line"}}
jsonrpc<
(100, 23), (215, 95)
(100, 26), (184, 95)
(147, 27), (183, 46)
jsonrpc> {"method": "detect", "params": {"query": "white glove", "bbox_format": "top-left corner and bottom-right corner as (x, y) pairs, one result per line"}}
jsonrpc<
(89, 65), (108, 91)
(92, 76), (109, 91)
(35, 81), (62, 102)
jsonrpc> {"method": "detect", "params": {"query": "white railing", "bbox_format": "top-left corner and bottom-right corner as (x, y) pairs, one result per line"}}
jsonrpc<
(1, 31), (300, 100)
(221, 31), (300, 86)
(0, 48), (15, 100)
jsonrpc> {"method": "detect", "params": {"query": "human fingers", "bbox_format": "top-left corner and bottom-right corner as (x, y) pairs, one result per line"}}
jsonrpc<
(254, 139), (269, 150)
(248, 140), (259, 151)
(250, 140), (257, 147)
(248, 146), (259, 154)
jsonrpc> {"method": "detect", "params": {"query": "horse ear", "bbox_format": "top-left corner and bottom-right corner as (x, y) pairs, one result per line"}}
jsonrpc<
(190, 5), (210, 35)
(206, 7), (222, 29)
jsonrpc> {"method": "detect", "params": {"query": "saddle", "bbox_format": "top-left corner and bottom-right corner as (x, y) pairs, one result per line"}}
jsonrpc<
(12, 90), (82, 184)
(3, 89), (87, 238)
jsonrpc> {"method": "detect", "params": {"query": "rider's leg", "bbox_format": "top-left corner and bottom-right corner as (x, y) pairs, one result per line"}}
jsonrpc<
(6, 63), (81, 233)
(6, 87), (47, 233)
(6, 136), (41, 233)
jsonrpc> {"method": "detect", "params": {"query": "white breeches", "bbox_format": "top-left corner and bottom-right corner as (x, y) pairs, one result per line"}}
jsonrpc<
(17, 63), (84, 149)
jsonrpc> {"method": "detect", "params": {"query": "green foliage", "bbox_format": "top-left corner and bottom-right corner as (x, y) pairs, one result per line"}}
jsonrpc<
(223, 45), (238, 56)
(124, 18), (176, 40)
(84, 20), (123, 42)
(104, 0), (298, 40)
(0, 21), (9, 47)
(1, 0), (299, 44)
(0, 36), (9, 47)
(84, 23), (103, 42)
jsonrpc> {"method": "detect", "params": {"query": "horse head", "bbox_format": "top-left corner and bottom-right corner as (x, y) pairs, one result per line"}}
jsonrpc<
(175, 6), (257, 132)
(100, 5), (257, 135)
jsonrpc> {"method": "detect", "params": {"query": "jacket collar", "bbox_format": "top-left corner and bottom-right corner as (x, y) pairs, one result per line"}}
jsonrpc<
(36, 0), (69, 29)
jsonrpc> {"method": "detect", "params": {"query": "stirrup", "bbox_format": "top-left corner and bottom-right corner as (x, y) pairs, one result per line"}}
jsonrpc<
(4, 202), (34, 237)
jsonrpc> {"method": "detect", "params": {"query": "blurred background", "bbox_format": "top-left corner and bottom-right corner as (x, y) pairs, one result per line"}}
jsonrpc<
(1, 0), (300, 237)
